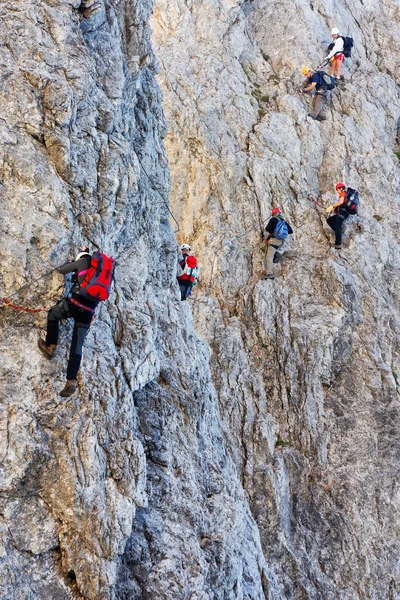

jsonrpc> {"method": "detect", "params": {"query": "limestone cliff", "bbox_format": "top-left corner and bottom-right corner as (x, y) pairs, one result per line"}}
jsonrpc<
(0, 0), (400, 599)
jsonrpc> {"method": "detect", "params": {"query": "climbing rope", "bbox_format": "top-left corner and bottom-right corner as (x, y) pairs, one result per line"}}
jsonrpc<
(307, 193), (325, 209)
(1, 298), (53, 313)
(0, 268), (61, 314)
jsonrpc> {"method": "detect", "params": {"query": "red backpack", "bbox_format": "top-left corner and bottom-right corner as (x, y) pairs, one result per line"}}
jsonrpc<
(179, 255), (198, 283)
(78, 251), (114, 302)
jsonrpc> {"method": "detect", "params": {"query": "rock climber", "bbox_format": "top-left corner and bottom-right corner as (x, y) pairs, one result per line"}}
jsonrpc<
(263, 208), (293, 280)
(325, 27), (345, 81)
(177, 243), (199, 300)
(300, 67), (328, 121)
(38, 246), (98, 397)
(325, 183), (350, 249)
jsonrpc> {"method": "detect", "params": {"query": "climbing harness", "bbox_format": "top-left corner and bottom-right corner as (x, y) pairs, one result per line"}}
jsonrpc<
(69, 297), (96, 314)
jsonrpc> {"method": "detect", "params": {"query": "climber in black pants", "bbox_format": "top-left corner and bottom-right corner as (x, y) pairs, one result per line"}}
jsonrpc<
(38, 247), (97, 397)
(325, 182), (353, 249)
(326, 209), (349, 248)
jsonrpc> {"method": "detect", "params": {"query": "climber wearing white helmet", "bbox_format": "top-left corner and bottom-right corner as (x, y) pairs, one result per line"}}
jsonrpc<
(177, 243), (200, 301)
(325, 27), (345, 81)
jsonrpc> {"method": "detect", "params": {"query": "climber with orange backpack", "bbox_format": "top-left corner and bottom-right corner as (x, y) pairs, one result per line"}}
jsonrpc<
(38, 246), (114, 397)
(263, 208), (293, 280)
(326, 183), (359, 249)
(177, 243), (200, 300)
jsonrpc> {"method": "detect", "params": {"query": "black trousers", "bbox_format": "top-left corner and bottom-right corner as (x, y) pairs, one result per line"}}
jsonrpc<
(46, 299), (93, 380)
(327, 210), (349, 245)
(179, 282), (193, 301)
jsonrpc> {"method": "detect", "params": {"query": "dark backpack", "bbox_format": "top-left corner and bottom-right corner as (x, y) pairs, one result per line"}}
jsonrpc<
(316, 71), (335, 91)
(274, 218), (289, 241)
(341, 36), (354, 58)
(344, 187), (359, 215)
(78, 251), (115, 302)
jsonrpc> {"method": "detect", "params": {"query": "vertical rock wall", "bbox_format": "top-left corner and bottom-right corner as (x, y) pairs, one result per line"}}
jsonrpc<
(0, 1), (269, 599)
(151, 0), (400, 598)
(0, 1), (161, 597)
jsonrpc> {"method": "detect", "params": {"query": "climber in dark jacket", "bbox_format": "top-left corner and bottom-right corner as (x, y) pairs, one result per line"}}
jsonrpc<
(263, 208), (293, 280)
(38, 246), (98, 397)
(300, 66), (328, 121)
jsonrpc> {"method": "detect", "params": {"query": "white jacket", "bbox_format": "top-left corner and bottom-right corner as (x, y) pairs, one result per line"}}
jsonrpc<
(327, 36), (344, 59)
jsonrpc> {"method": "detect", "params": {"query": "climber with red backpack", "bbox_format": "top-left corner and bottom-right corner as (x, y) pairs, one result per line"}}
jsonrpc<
(326, 183), (359, 249)
(263, 208), (293, 280)
(177, 243), (199, 300)
(38, 246), (114, 397)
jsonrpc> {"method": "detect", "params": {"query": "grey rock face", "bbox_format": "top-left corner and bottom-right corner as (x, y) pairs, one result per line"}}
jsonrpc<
(0, 0), (168, 598)
(1, 0), (400, 599)
(0, 1), (272, 599)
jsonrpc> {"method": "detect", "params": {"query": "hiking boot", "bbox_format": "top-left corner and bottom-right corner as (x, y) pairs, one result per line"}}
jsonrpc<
(307, 113), (316, 120)
(316, 115), (327, 121)
(334, 244), (342, 250)
(60, 380), (77, 397)
(38, 339), (56, 359)
(273, 252), (284, 263)
(263, 274), (275, 280)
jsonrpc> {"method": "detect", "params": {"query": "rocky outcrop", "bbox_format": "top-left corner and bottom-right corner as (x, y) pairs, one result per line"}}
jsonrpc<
(0, 1), (180, 598)
(0, 1), (275, 599)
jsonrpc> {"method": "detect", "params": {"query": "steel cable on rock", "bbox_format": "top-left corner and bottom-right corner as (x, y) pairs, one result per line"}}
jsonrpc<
(133, 148), (180, 234)
(0, 278), (65, 315)
(110, 141), (181, 266)
(71, 137), (181, 269)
